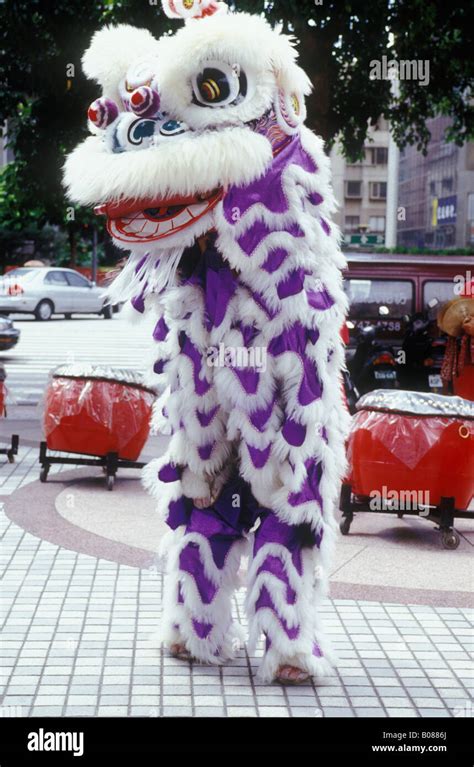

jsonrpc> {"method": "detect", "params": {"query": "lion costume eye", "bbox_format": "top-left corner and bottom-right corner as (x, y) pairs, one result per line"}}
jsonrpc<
(192, 61), (247, 107)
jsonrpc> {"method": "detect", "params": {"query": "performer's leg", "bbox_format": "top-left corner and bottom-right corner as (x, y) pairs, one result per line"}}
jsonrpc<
(161, 475), (258, 664)
(246, 511), (337, 683)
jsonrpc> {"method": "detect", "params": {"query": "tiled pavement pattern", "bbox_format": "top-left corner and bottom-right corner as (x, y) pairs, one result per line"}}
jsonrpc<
(1, 448), (473, 718)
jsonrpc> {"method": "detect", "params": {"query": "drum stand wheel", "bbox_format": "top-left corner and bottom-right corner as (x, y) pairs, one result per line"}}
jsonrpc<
(440, 529), (461, 550)
(438, 497), (461, 550)
(40, 465), (50, 483)
(339, 517), (352, 535)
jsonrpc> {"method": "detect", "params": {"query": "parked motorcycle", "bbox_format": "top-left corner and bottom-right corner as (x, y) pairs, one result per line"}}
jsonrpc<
(348, 315), (399, 396)
(400, 300), (447, 394)
(342, 368), (360, 415)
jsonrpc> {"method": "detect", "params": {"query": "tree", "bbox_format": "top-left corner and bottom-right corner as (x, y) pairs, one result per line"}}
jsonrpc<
(0, 1), (172, 265)
(236, 0), (473, 158)
(0, 0), (472, 262)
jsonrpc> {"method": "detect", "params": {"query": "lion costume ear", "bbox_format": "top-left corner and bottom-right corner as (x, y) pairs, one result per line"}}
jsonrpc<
(272, 45), (312, 135)
(82, 24), (159, 104)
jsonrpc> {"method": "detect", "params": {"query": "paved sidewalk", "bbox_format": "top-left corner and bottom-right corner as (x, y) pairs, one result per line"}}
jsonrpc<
(1, 438), (473, 719)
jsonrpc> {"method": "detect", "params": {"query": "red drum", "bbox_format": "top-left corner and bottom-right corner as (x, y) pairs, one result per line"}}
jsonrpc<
(453, 363), (474, 401)
(44, 365), (156, 461)
(348, 390), (474, 510)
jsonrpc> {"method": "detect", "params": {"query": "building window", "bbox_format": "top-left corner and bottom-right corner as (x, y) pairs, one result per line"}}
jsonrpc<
(346, 181), (362, 198)
(429, 181), (436, 195)
(369, 147), (388, 165)
(441, 177), (453, 192)
(369, 216), (386, 232)
(345, 216), (360, 232)
(369, 181), (387, 200)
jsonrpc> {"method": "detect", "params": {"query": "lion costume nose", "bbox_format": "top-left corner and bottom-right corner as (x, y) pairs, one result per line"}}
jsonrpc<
(88, 97), (119, 129)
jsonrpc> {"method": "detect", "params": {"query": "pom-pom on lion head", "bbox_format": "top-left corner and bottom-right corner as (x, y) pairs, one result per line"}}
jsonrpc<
(162, 0), (228, 19)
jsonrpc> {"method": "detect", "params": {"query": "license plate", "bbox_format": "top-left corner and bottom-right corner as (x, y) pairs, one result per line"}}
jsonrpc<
(374, 369), (397, 380)
(429, 374), (443, 389)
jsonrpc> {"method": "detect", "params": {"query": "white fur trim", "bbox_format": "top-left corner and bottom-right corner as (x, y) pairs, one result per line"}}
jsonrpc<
(82, 25), (159, 105)
(246, 541), (338, 682)
(64, 128), (272, 208)
(160, 529), (249, 664)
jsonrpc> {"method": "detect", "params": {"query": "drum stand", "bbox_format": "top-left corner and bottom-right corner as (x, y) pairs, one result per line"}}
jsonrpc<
(39, 441), (146, 491)
(0, 434), (19, 464)
(339, 483), (470, 550)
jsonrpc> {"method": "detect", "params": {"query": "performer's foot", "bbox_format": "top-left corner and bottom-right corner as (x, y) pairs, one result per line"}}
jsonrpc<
(170, 643), (193, 661)
(275, 665), (311, 685)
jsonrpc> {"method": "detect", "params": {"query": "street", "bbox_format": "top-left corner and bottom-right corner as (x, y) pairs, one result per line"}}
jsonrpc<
(0, 313), (155, 406)
(0, 311), (472, 719)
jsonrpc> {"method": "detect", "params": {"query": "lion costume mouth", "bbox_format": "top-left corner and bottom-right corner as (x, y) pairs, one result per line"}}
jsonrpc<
(95, 190), (223, 243)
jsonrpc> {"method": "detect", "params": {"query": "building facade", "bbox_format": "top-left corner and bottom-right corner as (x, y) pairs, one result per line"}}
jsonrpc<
(330, 117), (390, 245)
(397, 116), (474, 249)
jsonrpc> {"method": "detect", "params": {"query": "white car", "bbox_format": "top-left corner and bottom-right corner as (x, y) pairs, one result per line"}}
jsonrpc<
(0, 267), (113, 321)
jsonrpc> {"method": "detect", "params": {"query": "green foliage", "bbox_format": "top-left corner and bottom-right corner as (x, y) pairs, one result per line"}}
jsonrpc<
(0, 0), (472, 259)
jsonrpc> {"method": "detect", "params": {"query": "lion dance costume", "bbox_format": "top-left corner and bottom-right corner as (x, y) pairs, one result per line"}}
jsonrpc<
(65, 0), (350, 682)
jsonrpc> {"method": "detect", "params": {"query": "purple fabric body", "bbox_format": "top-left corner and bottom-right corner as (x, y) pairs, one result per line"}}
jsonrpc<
(249, 398), (276, 432)
(158, 462), (181, 483)
(288, 457), (324, 511)
(262, 247), (289, 274)
(277, 268), (306, 300)
(255, 585), (299, 639)
(153, 316), (169, 342)
(220, 137), (317, 261)
(268, 322), (323, 405)
(180, 238), (236, 332)
(282, 418), (307, 447)
(198, 442), (214, 461)
(172, 478), (325, 654)
(131, 293), (145, 314)
(223, 137), (317, 224)
(159, 138), (333, 657)
(203, 246), (237, 330)
(196, 405), (219, 427)
(180, 336), (212, 396)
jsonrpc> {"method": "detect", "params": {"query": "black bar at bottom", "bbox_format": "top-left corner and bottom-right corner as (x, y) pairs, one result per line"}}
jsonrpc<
(0, 716), (472, 763)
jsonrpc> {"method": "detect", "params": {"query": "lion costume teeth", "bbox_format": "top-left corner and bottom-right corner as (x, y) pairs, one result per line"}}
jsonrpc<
(64, 0), (349, 683)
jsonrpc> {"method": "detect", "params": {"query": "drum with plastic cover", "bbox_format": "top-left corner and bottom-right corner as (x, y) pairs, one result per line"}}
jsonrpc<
(347, 390), (474, 510)
(44, 364), (156, 461)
